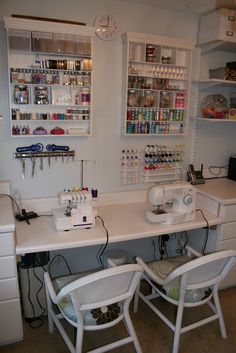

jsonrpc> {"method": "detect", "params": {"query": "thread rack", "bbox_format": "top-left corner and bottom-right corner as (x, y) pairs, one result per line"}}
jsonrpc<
(120, 144), (185, 185)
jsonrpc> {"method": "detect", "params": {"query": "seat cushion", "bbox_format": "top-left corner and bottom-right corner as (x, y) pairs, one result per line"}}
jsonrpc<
(148, 255), (191, 279)
(58, 296), (122, 325)
(53, 271), (123, 325)
(147, 256), (211, 303)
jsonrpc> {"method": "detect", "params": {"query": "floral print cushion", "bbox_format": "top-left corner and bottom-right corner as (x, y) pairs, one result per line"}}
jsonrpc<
(59, 296), (122, 325)
(54, 273), (123, 325)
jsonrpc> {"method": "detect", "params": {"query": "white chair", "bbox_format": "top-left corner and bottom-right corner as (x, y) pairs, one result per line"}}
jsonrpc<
(44, 264), (143, 353)
(134, 245), (236, 353)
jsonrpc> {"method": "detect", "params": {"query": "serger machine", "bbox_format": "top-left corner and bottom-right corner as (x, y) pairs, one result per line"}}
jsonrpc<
(146, 181), (196, 225)
(53, 190), (97, 231)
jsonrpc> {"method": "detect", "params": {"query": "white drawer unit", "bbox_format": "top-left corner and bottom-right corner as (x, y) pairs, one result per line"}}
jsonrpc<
(0, 195), (23, 345)
(0, 299), (23, 345)
(0, 256), (17, 279)
(199, 8), (236, 45)
(220, 221), (236, 240)
(0, 233), (15, 256)
(220, 204), (236, 222)
(219, 238), (236, 289)
(196, 179), (236, 288)
(0, 278), (19, 301)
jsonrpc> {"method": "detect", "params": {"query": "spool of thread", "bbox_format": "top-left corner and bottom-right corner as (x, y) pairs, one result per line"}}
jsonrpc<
(91, 188), (98, 198)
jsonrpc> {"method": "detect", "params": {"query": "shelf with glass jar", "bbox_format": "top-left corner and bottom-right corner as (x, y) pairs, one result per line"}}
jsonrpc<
(11, 83), (91, 136)
(4, 16), (95, 137)
(122, 32), (194, 135)
(126, 86), (187, 135)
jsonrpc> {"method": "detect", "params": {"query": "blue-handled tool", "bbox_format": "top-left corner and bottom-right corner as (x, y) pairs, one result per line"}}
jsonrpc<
(16, 143), (44, 153)
(46, 144), (69, 152)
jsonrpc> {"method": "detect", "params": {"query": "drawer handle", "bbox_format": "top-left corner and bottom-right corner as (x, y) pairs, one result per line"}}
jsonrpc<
(228, 15), (235, 21)
(226, 30), (234, 37)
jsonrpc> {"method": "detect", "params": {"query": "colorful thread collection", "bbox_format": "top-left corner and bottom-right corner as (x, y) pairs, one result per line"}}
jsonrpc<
(121, 144), (185, 185)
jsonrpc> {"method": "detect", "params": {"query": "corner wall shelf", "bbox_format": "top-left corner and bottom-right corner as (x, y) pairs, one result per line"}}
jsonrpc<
(196, 117), (236, 123)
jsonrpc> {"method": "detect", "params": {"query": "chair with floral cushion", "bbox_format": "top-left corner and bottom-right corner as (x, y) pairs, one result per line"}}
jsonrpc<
(133, 245), (236, 353)
(44, 264), (143, 353)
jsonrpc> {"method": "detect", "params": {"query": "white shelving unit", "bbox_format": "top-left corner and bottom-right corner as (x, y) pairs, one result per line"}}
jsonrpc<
(193, 8), (236, 124)
(4, 17), (95, 137)
(122, 32), (195, 136)
(192, 48), (236, 122)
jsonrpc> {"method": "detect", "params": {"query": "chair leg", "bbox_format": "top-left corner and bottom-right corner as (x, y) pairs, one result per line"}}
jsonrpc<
(213, 287), (227, 338)
(172, 294), (185, 353)
(133, 280), (141, 313)
(124, 302), (143, 353)
(75, 325), (83, 353)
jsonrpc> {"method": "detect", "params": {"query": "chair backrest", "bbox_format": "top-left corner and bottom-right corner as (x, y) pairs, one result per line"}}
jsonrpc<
(167, 249), (236, 290)
(55, 264), (143, 310)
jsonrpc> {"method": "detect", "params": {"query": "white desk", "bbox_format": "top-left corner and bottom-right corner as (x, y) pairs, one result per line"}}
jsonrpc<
(15, 201), (222, 255)
(0, 189), (222, 346)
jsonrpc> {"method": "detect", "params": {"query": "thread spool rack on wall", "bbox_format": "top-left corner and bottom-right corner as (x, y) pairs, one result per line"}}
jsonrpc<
(120, 144), (185, 185)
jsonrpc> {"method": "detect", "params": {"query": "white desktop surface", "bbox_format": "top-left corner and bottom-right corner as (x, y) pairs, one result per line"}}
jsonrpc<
(15, 201), (222, 255)
(196, 178), (236, 205)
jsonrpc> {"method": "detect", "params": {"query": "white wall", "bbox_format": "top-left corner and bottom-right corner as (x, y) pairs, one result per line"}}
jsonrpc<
(0, 0), (200, 199)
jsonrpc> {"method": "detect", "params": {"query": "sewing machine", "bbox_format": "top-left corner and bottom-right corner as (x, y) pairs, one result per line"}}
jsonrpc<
(53, 190), (97, 231)
(146, 181), (196, 225)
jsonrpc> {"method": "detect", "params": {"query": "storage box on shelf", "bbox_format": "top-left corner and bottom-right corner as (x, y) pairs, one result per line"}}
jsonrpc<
(122, 32), (194, 136)
(198, 8), (236, 50)
(4, 17), (95, 137)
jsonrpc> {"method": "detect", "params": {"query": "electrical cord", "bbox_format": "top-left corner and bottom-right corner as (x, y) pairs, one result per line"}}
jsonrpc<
(152, 239), (156, 261)
(176, 231), (189, 255)
(49, 254), (72, 277)
(158, 234), (169, 259)
(0, 193), (21, 214)
(208, 165), (228, 176)
(26, 267), (45, 329)
(33, 267), (46, 315)
(196, 208), (209, 255)
(20, 253), (50, 329)
(96, 215), (109, 268)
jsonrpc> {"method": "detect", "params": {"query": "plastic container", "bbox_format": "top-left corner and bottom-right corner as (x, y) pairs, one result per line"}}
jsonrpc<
(104, 249), (127, 267)
(201, 94), (228, 119)
(14, 85), (29, 104)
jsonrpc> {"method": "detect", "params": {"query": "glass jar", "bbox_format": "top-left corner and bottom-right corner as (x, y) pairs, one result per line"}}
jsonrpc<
(80, 87), (90, 105)
(143, 90), (155, 107)
(162, 56), (172, 64)
(160, 91), (172, 108)
(34, 86), (49, 105)
(14, 85), (29, 104)
(128, 89), (139, 107)
(146, 45), (157, 62)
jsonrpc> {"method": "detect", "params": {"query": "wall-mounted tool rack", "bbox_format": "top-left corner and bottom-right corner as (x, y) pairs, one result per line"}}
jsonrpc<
(14, 149), (75, 178)
(14, 150), (75, 159)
